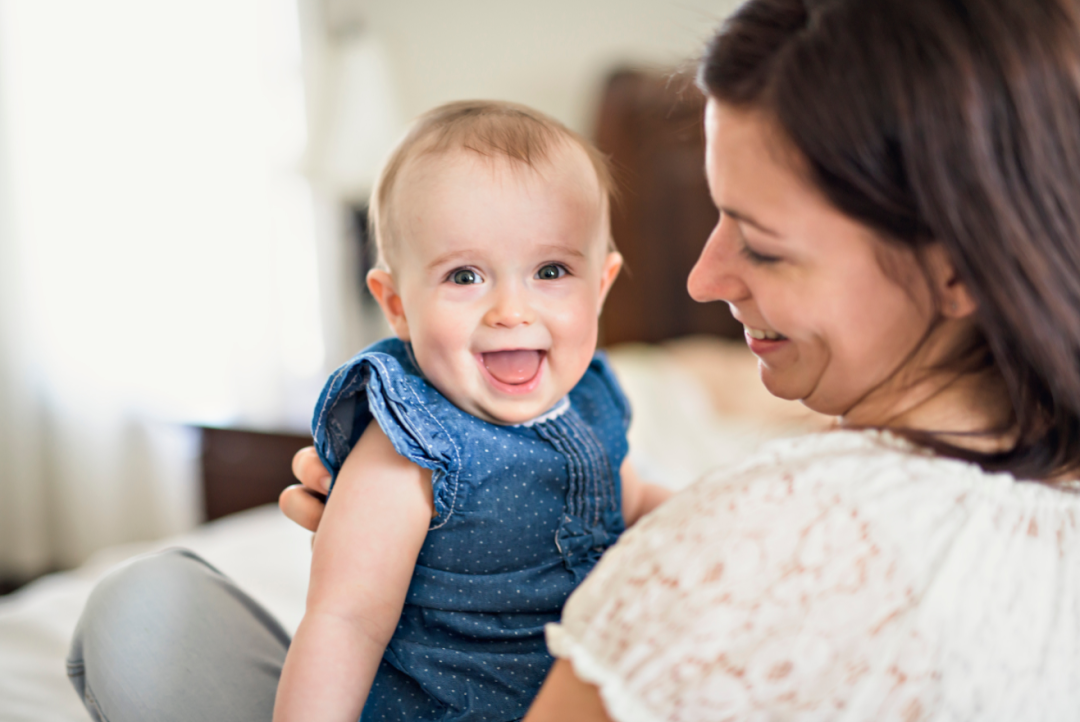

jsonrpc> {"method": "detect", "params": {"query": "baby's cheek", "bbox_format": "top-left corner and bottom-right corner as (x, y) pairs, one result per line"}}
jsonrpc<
(557, 324), (600, 386)
(559, 297), (601, 337)
(412, 330), (467, 381)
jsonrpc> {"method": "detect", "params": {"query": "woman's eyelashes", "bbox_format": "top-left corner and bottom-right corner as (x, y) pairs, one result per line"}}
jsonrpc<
(739, 239), (781, 265)
(729, 219), (782, 265)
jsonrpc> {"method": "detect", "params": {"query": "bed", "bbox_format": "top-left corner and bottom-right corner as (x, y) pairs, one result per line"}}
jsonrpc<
(0, 71), (825, 721)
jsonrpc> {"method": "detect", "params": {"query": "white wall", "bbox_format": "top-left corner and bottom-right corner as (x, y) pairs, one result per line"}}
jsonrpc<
(367, 0), (731, 130)
(305, 0), (739, 200)
(0, 0), (323, 574)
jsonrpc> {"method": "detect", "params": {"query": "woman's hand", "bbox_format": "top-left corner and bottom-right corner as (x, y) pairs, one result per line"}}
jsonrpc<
(278, 446), (330, 533)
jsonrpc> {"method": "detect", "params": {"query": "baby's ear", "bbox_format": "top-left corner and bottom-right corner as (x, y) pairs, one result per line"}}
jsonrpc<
(367, 269), (410, 340)
(597, 251), (623, 311)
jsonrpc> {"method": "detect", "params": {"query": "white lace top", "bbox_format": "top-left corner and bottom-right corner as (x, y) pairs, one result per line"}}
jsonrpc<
(547, 430), (1080, 721)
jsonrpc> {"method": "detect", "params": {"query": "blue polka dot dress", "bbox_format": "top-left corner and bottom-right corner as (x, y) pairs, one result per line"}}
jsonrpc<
(312, 338), (630, 722)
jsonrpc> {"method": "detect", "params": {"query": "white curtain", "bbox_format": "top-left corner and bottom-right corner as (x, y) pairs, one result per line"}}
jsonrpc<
(0, 0), (327, 579)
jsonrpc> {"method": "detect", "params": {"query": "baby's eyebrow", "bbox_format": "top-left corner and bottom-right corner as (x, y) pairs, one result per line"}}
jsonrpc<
(426, 249), (480, 270)
(535, 244), (587, 259)
(426, 244), (588, 271)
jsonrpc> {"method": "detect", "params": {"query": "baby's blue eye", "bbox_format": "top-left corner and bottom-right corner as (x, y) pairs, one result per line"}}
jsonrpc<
(451, 269), (480, 285)
(536, 264), (566, 280)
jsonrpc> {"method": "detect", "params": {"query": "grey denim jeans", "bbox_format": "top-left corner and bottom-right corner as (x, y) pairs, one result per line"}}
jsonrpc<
(67, 549), (289, 722)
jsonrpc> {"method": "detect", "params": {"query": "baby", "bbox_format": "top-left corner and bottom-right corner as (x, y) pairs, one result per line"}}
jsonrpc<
(274, 100), (670, 722)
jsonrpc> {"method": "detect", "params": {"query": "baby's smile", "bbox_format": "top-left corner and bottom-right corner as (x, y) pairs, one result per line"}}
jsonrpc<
(479, 349), (547, 394)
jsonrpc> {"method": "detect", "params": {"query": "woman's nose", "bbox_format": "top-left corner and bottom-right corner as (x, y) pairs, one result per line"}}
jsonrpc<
(687, 215), (750, 304)
(483, 283), (536, 328)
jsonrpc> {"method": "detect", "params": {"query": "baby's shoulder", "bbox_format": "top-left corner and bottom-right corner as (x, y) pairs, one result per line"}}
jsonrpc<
(313, 338), (460, 499)
(349, 337), (422, 384)
(329, 337), (446, 410)
(567, 351), (631, 432)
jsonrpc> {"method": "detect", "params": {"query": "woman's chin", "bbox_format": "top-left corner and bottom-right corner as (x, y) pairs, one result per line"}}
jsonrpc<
(758, 367), (808, 403)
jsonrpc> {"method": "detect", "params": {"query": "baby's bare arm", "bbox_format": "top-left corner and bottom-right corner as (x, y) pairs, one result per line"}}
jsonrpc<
(619, 458), (673, 526)
(273, 425), (434, 722)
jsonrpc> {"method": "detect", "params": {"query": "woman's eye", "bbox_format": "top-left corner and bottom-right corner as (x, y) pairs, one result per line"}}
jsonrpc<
(536, 264), (567, 280)
(739, 241), (780, 265)
(451, 269), (481, 285)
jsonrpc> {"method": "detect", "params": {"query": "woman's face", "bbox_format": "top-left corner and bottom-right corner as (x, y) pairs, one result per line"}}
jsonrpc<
(690, 100), (943, 422)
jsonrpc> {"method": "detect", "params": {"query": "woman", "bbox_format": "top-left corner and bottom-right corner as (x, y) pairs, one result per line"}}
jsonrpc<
(520, 0), (1080, 717)
(71, 0), (1080, 719)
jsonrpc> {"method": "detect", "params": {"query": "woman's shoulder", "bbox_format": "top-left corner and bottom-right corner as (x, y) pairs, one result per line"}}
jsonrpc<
(550, 429), (1080, 721)
(695, 427), (1068, 510)
(713, 426), (984, 481)
(654, 429), (1080, 609)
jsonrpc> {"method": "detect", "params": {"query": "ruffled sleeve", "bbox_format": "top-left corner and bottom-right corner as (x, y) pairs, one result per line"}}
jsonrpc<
(311, 342), (463, 523)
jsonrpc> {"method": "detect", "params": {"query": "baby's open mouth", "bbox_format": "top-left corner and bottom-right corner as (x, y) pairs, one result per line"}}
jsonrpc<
(481, 349), (544, 385)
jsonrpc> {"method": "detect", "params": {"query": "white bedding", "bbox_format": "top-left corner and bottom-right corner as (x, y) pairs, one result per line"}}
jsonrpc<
(0, 339), (818, 721)
(0, 506), (312, 721)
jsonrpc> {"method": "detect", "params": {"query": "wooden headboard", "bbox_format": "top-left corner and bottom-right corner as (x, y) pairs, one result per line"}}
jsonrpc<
(200, 426), (311, 521)
(596, 69), (741, 347)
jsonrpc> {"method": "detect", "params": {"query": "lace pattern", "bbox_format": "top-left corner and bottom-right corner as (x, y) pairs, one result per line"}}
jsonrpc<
(547, 430), (1080, 721)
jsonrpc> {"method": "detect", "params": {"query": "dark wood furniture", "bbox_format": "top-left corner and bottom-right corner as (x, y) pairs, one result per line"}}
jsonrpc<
(200, 426), (312, 521)
(596, 69), (742, 345)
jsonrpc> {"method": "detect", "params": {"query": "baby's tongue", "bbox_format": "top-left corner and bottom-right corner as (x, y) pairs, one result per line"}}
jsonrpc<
(482, 350), (542, 385)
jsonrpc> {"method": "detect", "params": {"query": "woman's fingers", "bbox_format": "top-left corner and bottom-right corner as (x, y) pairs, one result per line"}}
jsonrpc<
(278, 484), (327, 533)
(291, 446), (331, 495)
(284, 447), (329, 533)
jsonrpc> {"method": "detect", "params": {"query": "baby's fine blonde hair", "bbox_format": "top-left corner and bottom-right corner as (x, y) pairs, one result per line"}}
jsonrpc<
(368, 100), (617, 270)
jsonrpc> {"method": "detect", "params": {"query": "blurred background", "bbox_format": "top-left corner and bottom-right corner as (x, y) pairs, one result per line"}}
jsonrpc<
(0, 0), (739, 587)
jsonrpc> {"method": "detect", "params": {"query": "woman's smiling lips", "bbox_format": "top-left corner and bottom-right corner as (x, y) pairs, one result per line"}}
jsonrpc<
(478, 349), (547, 395)
(744, 325), (789, 355)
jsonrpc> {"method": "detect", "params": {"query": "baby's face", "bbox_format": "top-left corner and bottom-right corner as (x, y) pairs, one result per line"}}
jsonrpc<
(370, 146), (621, 425)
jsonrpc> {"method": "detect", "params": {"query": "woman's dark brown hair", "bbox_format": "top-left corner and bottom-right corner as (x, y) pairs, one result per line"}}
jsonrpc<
(700, 0), (1080, 480)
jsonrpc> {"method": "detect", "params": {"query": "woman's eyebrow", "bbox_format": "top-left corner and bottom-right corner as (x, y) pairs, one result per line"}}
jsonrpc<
(721, 207), (781, 237)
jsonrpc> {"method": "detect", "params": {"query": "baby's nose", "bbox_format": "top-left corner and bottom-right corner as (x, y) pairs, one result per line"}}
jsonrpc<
(484, 286), (536, 327)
